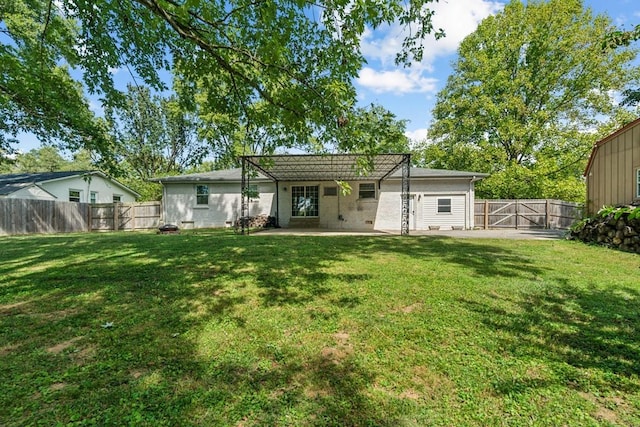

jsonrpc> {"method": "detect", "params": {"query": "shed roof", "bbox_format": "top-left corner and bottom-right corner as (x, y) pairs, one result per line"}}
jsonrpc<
(584, 117), (640, 176)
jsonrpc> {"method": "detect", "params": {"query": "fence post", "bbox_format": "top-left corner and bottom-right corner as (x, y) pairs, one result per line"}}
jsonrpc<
(545, 200), (550, 229)
(484, 200), (489, 230)
(113, 203), (119, 231)
(88, 204), (92, 232)
(515, 200), (519, 230)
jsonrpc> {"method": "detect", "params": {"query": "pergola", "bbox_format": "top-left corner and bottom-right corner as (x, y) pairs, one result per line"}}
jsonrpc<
(240, 153), (411, 235)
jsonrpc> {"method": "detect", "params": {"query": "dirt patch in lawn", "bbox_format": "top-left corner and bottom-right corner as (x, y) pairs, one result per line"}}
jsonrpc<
(46, 336), (84, 354)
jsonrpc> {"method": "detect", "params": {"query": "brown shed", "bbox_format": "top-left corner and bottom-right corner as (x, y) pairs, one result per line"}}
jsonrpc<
(584, 118), (640, 215)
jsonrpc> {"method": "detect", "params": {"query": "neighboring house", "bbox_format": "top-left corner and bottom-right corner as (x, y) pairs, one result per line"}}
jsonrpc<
(152, 156), (486, 232)
(0, 171), (139, 203)
(584, 118), (640, 215)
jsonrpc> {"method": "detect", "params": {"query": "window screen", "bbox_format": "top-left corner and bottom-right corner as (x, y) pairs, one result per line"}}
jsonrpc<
(69, 190), (81, 203)
(196, 185), (209, 205)
(358, 183), (376, 199)
(437, 198), (452, 213)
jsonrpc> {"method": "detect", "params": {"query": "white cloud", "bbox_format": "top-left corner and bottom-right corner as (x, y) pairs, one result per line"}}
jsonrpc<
(405, 128), (429, 146)
(361, 0), (503, 68)
(357, 67), (437, 94)
(358, 0), (503, 95)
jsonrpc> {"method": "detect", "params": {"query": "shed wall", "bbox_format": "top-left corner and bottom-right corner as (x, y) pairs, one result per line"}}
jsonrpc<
(587, 122), (640, 214)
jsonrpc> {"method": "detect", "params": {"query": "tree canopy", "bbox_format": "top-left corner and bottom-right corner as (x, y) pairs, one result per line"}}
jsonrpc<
(604, 24), (640, 106)
(0, 0), (108, 160)
(1, 0), (443, 161)
(0, 146), (95, 173)
(106, 85), (209, 180)
(419, 0), (640, 201)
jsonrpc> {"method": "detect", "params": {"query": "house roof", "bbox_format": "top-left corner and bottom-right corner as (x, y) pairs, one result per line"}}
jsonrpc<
(150, 165), (487, 184)
(584, 117), (640, 176)
(0, 170), (140, 198)
(149, 168), (270, 183)
(389, 167), (487, 180)
(243, 153), (410, 182)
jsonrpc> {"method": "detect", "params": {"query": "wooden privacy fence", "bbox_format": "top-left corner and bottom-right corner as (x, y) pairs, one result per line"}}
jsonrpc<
(475, 199), (583, 230)
(90, 202), (162, 231)
(0, 198), (90, 235)
(0, 199), (162, 236)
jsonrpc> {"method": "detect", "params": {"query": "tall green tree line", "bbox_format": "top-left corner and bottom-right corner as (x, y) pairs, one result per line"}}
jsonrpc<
(419, 0), (639, 201)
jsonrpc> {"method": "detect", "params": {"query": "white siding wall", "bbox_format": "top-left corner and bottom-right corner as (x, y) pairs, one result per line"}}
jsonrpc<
(422, 195), (466, 229)
(40, 176), (137, 203)
(163, 182), (275, 228)
(374, 178), (476, 230)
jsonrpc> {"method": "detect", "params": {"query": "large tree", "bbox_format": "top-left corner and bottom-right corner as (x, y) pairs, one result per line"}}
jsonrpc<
(420, 0), (639, 201)
(2, 0), (443, 160)
(0, 0), (108, 161)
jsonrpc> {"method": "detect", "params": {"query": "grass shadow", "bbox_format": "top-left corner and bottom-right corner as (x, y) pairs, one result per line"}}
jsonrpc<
(462, 282), (640, 395)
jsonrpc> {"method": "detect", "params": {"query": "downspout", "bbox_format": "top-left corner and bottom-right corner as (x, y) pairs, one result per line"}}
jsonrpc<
(160, 180), (166, 225)
(275, 180), (280, 227)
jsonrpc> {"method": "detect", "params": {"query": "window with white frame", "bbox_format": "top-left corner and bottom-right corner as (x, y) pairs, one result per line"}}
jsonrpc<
(69, 190), (81, 203)
(636, 168), (640, 198)
(358, 182), (376, 199)
(90, 191), (98, 204)
(437, 198), (452, 214)
(292, 185), (319, 217)
(196, 185), (209, 205)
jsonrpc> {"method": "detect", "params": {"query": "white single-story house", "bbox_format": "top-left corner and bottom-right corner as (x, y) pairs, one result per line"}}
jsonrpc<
(0, 171), (139, 203)
(151, 154), (487, 234)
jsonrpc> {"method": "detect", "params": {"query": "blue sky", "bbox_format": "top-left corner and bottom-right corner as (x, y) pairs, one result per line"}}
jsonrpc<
(14, 0), (640, 154)
(355, 0), (640, 145)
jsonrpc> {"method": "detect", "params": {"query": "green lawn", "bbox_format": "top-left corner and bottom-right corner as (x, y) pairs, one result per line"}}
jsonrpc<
(1, 230), (639, 426)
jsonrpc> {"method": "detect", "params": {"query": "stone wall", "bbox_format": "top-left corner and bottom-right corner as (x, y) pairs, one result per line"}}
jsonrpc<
(570, 206), (640, 253)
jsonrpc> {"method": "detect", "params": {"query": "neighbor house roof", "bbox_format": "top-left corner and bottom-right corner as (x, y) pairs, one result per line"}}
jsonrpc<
(584, 117), (640, 176)
(0, 170), (140, 198)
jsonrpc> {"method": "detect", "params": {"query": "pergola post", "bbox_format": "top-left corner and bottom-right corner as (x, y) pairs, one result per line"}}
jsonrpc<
(401, 154), (411, 236)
